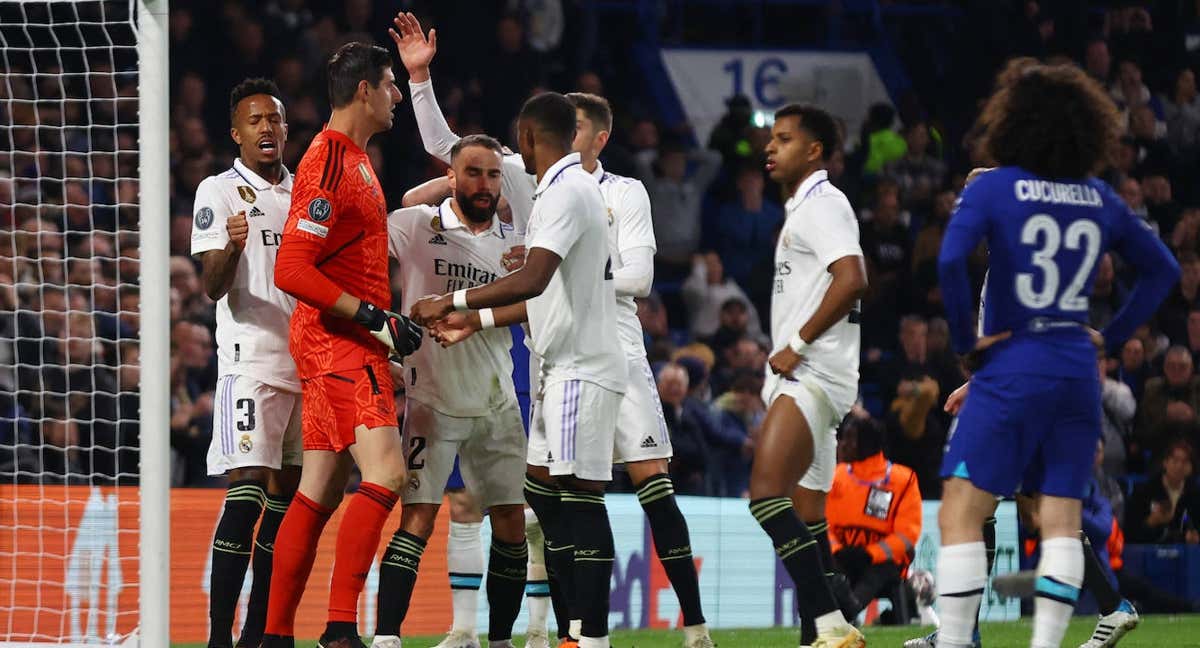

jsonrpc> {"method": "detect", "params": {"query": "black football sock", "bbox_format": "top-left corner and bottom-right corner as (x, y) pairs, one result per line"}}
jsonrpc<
(524, 475), (575, 639)
(800, 518), (835, 645)
(1082, 531), (1122, 615)
(238, 493), (290, 646)
(637, 474), (705, 626)
(375, 529), (426, 636)
(750, 498), (838, 622)
(486, 538), (528, 641)
(209, 480), (265, 648)
(562, 489), (615, 640)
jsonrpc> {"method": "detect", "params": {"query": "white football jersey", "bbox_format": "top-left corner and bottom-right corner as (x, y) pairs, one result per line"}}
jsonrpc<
(190, 159), (299, 392)
(387, 199), (524, 417)
(769, 170), (862, 409)
(591, 161), (656, 357)
(525, 153), (626, 393)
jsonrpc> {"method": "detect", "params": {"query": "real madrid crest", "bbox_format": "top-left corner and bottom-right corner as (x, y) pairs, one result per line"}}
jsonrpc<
(430, 215), (444, 232)
(239, 434), (253, 453)
(237, 185), (257, 203)
(606, 207), (614, 225)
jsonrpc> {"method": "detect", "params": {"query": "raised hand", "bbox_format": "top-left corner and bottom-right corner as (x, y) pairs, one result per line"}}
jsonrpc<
(388, 12), (436, 82)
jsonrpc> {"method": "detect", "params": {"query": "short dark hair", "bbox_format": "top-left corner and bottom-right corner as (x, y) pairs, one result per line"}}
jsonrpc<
(774, 103), (840, 161)
(977, 64), (1120, 179)
(841, 416), (884, 458)
(229, 77), (281, 121)
(450, 134), (505, 161)
(518, 92), (577, 149)
(326, 42), (391, 109)
(566, 92), (613, 132)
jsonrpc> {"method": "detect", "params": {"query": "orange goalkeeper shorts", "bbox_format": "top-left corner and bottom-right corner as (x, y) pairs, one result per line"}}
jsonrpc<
(300, 357), (397, 452)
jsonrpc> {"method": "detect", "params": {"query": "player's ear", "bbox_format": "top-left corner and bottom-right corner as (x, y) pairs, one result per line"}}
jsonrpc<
(357, 79), (371, 104)
(447, 167), (457, 192)
(230, 127), (242, 146)
(810, 140), (824, 165)
(597, 129), (610, 150)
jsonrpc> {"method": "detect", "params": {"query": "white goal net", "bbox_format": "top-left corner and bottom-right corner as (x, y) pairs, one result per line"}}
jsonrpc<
(0, 1), (165, 644)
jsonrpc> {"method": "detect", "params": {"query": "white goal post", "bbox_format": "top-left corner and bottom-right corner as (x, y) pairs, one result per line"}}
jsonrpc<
(0, 0), (168, 645)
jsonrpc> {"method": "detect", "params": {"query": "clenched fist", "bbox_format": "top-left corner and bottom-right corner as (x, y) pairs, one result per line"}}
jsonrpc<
(227, 210), (249, 250)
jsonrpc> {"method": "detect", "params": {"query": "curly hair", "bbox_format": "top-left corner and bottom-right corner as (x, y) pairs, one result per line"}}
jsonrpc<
(977, 63), (1121, 179)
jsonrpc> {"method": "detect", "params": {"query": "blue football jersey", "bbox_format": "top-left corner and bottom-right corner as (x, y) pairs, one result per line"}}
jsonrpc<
(939, 166), (1179, 378)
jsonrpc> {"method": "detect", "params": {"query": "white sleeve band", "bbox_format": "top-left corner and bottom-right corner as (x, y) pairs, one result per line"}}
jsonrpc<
(479, 308), (496, 330)
(453, 289), (469, 311)
(408, 77), (459, 164)
(789, 333), (809, 355)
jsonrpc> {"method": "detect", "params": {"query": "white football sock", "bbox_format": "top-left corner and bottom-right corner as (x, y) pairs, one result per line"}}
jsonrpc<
(1032, 536), (1083, 648)
(448, 520), (483, 634)
(935, 541), (987, 648)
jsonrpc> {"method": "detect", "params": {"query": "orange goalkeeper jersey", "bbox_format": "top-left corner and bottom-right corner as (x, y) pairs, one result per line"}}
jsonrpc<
(827, 452), (923, 570)
(274, 128), (391, 379)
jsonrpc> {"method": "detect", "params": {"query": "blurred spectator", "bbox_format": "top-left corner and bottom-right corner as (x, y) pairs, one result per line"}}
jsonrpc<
(1160, 251), (1200, 345)
(709, 369), (763, 497)
(707, 94), (754, 167)
(827, 414), (921, 623)
(1111, 60), (1165, 124)
(481, 14), (542, 137)
(1125, 439), (1200, 544)
(705, 162), (783, 291)
(637, 138), (722, 277)
(656, 362), (712, 496)
(710, 336), (766, 398)
(1101, 348), (1138, 477)
(636, 293), (675, 363)
(682, 252), (762, 342)
(1143, 172), (1180, 237)
(1117, 176), (1149, 223)
(705, 298), (761, 361)
(1162, 67), (1200, 156)
(911, 188), (956, 274)
(1117, 337), (1152, 402)
(883, 121), (946, 212)
(1128, 104), (1173, 174)
(873, 316), (949, 498)
(1084, 38), (1112, 83)
(858, 103), (907, 175)
(1136, 346), (1200, 455)
(861, 179), (913, 349)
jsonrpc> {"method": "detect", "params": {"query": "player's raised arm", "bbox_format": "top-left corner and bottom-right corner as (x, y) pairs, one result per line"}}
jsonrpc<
(401, 176), (451, 207)
(1101, 184), (1181, 353)
(389, 12), (458, 163)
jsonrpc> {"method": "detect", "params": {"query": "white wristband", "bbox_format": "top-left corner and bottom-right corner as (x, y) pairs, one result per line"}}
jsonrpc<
(789, 333), (809, 354)
(478, 308), (496, 330)
(452, 289), (469, 311)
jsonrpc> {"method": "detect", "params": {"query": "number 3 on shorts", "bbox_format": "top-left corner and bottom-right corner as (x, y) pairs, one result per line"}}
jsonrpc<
(407, 436), (426, 469)
(235, 398), (256, 431)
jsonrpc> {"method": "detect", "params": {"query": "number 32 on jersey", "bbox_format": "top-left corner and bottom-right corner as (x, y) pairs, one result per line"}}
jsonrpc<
(1015, 214), (1101, 311)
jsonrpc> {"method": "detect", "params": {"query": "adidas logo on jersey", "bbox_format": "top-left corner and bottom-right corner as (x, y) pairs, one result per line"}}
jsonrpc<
(640, 436), (657, 448)
(428, 233), (448, 245)
(247, 206), (265, 218)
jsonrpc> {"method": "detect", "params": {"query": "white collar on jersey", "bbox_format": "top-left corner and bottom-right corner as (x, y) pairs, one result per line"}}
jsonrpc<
(785, 169), (829, 210)
(588, 159), (605, 181)
(234, 158), (293, 192)
(534, 151), (583, 197)
(437, 197), (505, 238)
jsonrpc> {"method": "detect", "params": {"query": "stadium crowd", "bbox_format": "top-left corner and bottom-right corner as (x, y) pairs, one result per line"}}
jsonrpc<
(3, 1), (1200, 559)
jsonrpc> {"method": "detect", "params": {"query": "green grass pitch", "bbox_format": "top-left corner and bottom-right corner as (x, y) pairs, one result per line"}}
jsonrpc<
(173, 614), (1200, 647)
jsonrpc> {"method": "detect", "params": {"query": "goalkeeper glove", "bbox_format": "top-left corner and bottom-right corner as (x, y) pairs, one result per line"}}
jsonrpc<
(354, 301), (422, 358)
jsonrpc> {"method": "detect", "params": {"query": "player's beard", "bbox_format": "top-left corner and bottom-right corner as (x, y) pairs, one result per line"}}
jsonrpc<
(456, 189), (499, 224)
